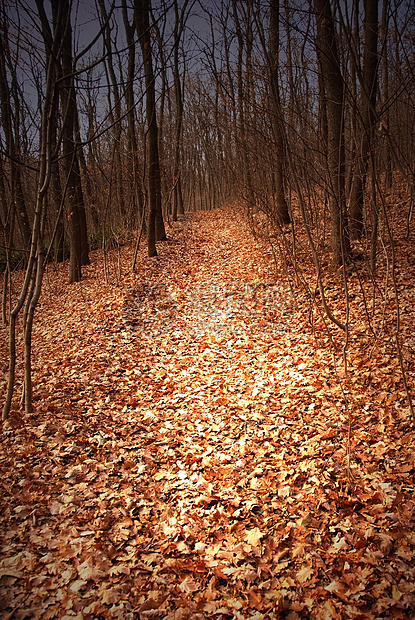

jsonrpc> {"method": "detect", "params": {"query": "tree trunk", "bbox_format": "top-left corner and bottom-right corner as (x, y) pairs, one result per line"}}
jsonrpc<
(97, 0), (126, 219)
(121, 0), (145, 230)
(268, 0), (290, 225)
(232, 1), (255, 213)
(57, 0), (89, 282)
(172, 0), (190, 221)
(3, 0), (58, 418)
(314, 0), (350, 265)
(381, 0), (392, 188)
(135, 0), (165, 257)
(349, 0), (379, 239)
(0, 24), (31, 250)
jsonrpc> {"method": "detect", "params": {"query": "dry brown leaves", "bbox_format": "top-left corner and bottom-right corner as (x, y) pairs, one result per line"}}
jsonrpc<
(0, 205), (414, 619)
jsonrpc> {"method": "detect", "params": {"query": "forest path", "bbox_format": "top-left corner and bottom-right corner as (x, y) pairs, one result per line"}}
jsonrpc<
(1, 206), (414, 619)
(121, 208), (299, 427)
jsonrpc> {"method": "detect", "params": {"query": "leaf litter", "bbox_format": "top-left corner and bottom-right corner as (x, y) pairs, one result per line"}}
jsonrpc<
(0, 205), (414, 619)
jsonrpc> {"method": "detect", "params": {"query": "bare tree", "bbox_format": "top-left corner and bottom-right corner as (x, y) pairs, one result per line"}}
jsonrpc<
(171, 0), (193, 221)
(97, 0), (126, 219)
(3, 0), (60, 418)
(58, 0), (90, 282)
(135, 0), (166, 257)
(252, 0), (291, 226)
(349, 0), (379, 240)
(314, 0), (350, 265)
(268, 0), (290, 225)
(0, 10), (31, 251)
(121, 0), (145, 231)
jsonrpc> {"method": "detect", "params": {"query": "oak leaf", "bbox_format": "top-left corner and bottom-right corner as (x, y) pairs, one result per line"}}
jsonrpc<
(296, 565), (314, 583)
(245, 527), (264, 546)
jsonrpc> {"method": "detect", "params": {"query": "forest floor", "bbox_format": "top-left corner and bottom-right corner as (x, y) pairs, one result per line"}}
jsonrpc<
(0, 205), (414, 620)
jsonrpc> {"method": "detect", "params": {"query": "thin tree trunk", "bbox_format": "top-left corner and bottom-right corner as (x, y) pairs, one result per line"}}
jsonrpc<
(97, 0), (126, 218)
(232, 1), (255, 212)
(58, 0), (89, 282)
(172, 0), (191, 221)
(349, 0), (379, 239)
(135, 0), (165, 257)
(268, 0), (290, 225)
(2, 0), (56, 417)
(314, 0), (350, 265)
(121, 0), (145, 229)
(0, 22), (31, 250)
(381, 0), (392, 189)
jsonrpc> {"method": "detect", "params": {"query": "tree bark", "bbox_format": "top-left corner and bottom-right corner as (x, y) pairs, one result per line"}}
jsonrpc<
(380, 0), (392, 189)
(0, 20), (31, 251)
(349, 0), (379, 239)
(135, 0), (166, 257)
(3, 0), (58, 418)
(268, 0), (290, 225)
(314, 0), (350, 265)
(121, 0), (145, 230)
(97, 0), (126, 218)
(57, 0), (89, 282)
(232, 1), (255, 213)
(172, 0), (191, 220)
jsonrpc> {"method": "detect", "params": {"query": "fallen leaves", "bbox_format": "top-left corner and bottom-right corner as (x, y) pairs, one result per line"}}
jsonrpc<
(1, 206), (415, 618)
(245, 527), (265, 547)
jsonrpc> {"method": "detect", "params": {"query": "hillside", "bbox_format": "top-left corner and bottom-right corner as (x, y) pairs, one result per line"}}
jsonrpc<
(1, 206), (414, 619)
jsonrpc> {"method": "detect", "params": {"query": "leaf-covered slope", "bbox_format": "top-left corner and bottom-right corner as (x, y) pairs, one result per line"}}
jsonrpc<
(0, 206), (414, 619)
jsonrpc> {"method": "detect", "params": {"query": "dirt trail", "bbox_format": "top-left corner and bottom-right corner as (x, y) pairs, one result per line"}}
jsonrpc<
(1, 207), (414, 619)
(121, 209), (298, 421)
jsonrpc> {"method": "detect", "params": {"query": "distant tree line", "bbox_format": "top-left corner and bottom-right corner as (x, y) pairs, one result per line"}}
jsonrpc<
(2, 0), (415, 418)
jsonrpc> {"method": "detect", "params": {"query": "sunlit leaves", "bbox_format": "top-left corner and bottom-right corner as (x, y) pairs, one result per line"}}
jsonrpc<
(0, 207), (414, 618)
